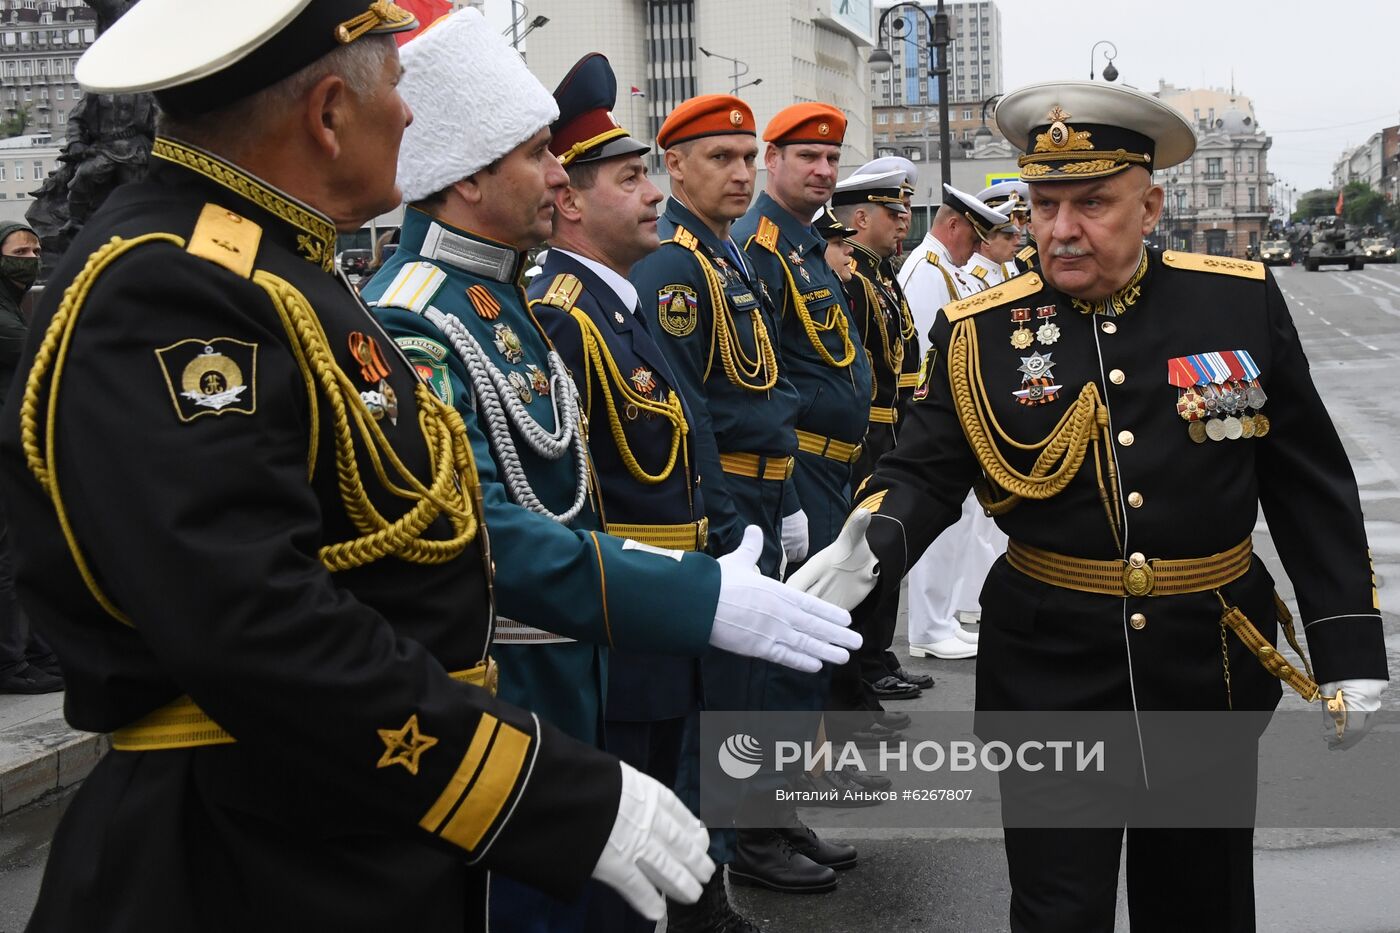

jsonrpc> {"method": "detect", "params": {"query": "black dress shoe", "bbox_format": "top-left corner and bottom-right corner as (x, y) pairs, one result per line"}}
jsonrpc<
(0, 664), (63, 695)
(889, 665), (934, 689)
(778, 820), (858, 870)
(875, 710), (911, 731)
(29, 654), (63, 678)
(867, 674), (921, 700)
(838, 764), (892, 792)
(667, 871), (761, 933)
(730, 829), (838, 893)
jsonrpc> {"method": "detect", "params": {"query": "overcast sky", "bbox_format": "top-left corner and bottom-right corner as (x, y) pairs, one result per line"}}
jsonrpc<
(988, 0), (1399, 192)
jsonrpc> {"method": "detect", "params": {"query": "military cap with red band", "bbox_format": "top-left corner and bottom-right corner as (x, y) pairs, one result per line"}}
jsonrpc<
(550, 53), (650, 167)
(656, 94), (756, 149)
(763, 103), (846, 146)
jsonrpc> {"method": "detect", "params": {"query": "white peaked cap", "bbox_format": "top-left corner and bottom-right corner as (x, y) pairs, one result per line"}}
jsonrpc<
(396, 8), (559, 203)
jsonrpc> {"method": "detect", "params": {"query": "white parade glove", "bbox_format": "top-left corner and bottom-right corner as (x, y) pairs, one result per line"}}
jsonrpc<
(711, 525), (861, 672)
(785, 509), (879, 611)
(1320, 678), (1386, 751)
(591, 761), (714, 920)
(781, 509), (810, 563)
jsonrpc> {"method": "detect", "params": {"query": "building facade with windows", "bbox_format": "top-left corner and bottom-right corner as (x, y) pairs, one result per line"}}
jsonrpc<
(522, 0), (876, 167)
(0, 131), (58, 223)
(1153, 82), (1273, 258)
(1, 0), (95, 141)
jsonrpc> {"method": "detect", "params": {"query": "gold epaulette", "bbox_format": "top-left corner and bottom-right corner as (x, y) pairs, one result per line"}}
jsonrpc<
(943, 272), (1043, 323)
(1017, 244), (1037, 262)
(537, 273), (583, 311)
(187, 203), (261, 279)
(926, 250), (942, 266)
(969, 265), (990, 282)
(673, 226), (699, 251)
(1162, 251), (1265, 281)
(754, 216), (780, 252)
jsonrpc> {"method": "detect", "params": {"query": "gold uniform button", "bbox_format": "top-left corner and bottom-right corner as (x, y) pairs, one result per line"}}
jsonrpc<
(1128, 552), (1146, 567)
(1130, 612), (1147, 630)
(1109, 368), (1125, 385)
(1101, 320), (1117, 334)
(1127, 491), (1144, 508)
(1117, 429), (1134, 446)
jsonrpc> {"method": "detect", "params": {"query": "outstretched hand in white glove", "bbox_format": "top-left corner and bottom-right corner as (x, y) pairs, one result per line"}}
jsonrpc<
(710, 525), (861, 672)
(1320, 678), (1386, 751)
(785, 509), (880, 611)
(591, 761), (714, 920)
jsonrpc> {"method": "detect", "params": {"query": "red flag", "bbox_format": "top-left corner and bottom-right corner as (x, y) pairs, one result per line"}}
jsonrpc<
(392, 0), (454, 45)
(1335, 190), (1345, 216)
(630, 86), (646, 98)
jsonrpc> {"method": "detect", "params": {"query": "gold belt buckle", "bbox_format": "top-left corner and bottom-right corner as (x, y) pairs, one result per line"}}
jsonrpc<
(1122, 552), (1155, 597)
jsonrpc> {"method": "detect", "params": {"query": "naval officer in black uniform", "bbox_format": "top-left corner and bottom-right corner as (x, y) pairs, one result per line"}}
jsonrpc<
(0, 3), (718, 928)
(793, 79), (1387, 932)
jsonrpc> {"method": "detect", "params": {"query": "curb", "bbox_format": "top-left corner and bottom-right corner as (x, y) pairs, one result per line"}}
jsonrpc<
(0, 706), (107, 818)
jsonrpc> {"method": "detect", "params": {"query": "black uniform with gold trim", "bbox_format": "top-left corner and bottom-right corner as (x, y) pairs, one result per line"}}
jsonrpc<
(0, 139), (622, 930)
(857, 247), (1385, 928)
(846, 239), (917, 470)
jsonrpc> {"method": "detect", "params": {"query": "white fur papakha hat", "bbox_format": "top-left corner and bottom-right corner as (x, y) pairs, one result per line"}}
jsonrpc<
(396, 8), (559, 203)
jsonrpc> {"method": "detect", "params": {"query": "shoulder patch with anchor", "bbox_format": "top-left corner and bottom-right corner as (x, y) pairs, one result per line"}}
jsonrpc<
(537, 273), (583, 311)
(155, 337), (258, 422)
(186, 203), (261, 279)
(943, 272), (1044, 323)
(374, 261), (448, 313)
(1161, 250), (1265, 281)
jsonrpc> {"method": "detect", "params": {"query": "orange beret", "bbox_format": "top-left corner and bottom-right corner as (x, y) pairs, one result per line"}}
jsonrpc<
(763, 103), (846, 146)
(656, 94), (756, 149)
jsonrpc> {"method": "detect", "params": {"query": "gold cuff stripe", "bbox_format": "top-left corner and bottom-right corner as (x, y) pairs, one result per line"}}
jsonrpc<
(437, 719), (533, 852)
(854, 490), (888, 515)
(898, 372), (920, 387)
(421, 713), (499, 834)
(1005, 539), (1252, 598)
(718, 451), (793, 481)
(795, 429), (862, 464)
(112, 661), (496, 751)
(607, 517), (709, 551)
(868, 406), (898, 424)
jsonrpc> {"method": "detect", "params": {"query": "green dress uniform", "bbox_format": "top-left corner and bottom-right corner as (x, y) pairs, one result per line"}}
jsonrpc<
(734, 192), (873, 560)
(0, 138), (624, 930)
(363, 208), (720, 745)
(856, 247), (1387, 930)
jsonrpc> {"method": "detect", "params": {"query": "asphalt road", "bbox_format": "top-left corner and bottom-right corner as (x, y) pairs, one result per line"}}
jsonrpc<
(3, 260), (1400, 932)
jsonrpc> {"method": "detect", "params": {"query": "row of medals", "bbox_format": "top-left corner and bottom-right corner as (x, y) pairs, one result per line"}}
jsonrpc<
(1176, 380), (1270, 443)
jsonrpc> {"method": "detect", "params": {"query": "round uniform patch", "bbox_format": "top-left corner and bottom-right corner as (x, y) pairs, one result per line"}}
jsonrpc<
(657, 284), (699, 337)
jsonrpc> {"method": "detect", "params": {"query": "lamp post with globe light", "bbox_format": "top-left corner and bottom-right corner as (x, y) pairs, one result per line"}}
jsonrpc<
(869, 1), (951, 191)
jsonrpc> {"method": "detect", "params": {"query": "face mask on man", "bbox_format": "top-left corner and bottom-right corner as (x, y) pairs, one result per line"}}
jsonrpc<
(0, 255), (39, 292)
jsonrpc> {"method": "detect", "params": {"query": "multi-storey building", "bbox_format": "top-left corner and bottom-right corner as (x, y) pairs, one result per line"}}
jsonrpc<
(521, 0), (876, 167)
(1153, 82), (1273, 258)
(1331, 133), (1384, 191)
(0, 129), (56, 223)
(868, 0), (1002, 109)
(0, 0), (95, 141)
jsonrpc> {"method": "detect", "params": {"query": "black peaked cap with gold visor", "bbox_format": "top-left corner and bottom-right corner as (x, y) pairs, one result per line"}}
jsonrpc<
(75, 0), (417, 118)
(550, 53), (650, 167)
(995, 80), (1196, 183)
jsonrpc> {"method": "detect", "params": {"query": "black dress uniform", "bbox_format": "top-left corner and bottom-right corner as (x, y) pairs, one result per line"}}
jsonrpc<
(0, 137), (623, 930)
(854, 78), (1388, 931)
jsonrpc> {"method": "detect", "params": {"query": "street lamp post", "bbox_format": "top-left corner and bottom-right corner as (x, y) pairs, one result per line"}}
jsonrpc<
(869, 1), (952, 192)
(699, 47), (760, 96)
(1088, 40), (1119, 82)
